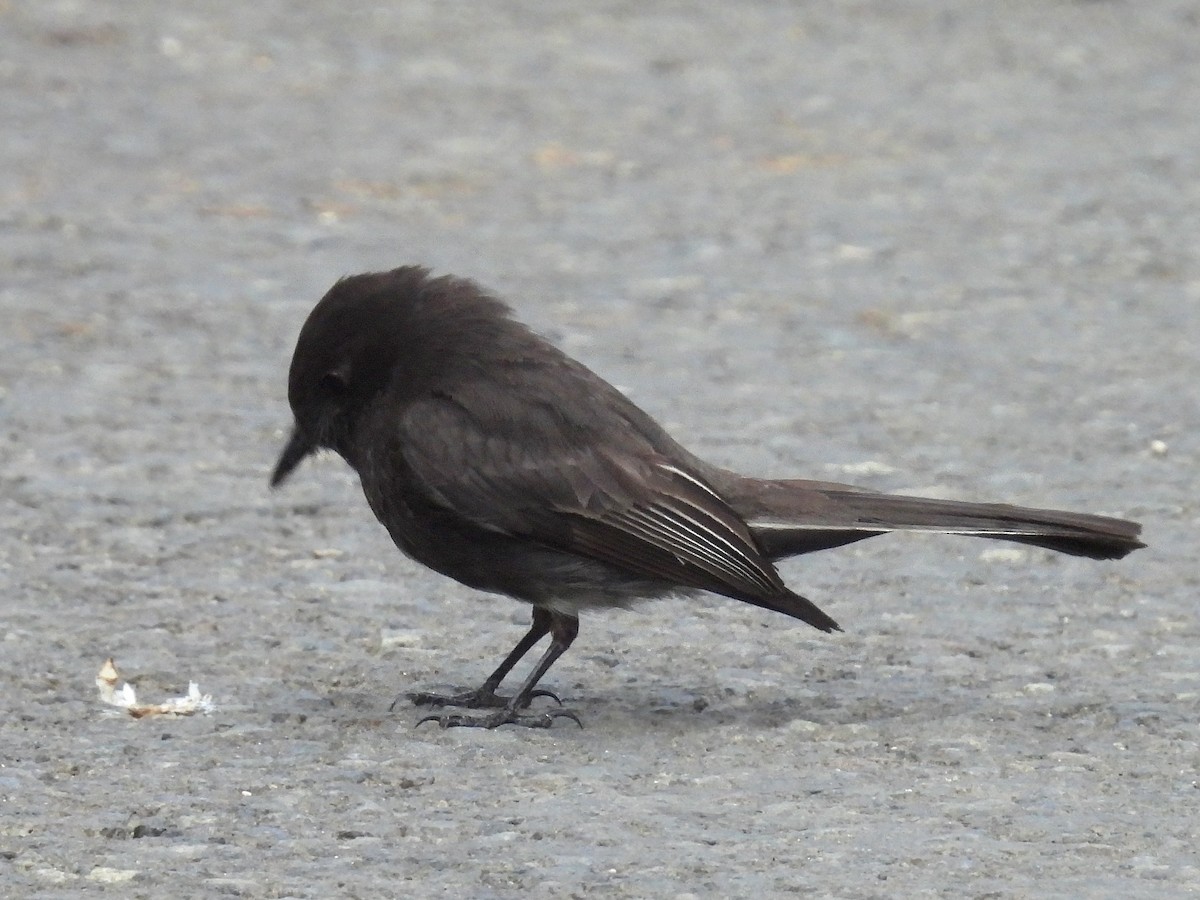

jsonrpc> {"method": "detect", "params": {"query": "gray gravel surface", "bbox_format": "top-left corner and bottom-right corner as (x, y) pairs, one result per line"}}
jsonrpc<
(3, 2), (1197, 897)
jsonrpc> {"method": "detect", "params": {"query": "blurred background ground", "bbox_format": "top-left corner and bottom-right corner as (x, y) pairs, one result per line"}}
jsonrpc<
(1, 1), (1197, 897)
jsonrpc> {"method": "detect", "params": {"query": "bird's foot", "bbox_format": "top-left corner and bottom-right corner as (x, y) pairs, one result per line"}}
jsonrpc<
(398, 685), (561, 711)
(416, 705), (583, 730)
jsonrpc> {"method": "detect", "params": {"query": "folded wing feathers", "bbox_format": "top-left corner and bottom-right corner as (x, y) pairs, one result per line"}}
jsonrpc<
(578, 462), (784, 599)
(620, 504), (780, 595)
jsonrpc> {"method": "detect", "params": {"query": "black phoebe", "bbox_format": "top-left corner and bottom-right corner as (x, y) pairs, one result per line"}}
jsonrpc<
(271, 266), (1144, 729)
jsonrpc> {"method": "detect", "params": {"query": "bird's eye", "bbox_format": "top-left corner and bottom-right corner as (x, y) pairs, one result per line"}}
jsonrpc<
(320, 371), (347, 393)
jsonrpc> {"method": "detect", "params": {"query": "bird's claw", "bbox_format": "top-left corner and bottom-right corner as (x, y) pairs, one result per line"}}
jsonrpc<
(415, 707), (583, 730)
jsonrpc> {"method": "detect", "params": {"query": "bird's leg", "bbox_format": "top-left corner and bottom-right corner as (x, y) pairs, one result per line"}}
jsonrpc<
(401, 606), (562, 711)
(417, 611), (583, 729)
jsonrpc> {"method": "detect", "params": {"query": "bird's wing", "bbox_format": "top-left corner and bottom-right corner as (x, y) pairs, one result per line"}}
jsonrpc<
(396, 384), (789, 604)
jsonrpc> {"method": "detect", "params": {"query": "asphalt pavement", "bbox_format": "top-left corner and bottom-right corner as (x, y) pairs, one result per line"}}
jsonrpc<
(2, 2), (1197, 897)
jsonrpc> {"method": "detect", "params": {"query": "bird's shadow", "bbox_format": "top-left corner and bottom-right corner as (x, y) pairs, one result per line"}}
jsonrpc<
(333, 668), (993, 737)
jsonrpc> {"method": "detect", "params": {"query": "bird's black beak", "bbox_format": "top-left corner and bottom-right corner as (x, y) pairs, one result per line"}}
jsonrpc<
(271, 425), (314, 488)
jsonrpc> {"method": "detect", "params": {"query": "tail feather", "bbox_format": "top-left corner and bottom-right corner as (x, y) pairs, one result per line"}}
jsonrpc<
(720, 477), (1145, 562)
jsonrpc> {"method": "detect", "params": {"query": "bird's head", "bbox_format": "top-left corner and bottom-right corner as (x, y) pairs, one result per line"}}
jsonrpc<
(270, 267), (434, 487)
(270, 265), (518, 487)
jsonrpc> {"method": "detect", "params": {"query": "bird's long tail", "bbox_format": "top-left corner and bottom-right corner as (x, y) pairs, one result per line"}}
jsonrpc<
(721, 476), (1145, 561)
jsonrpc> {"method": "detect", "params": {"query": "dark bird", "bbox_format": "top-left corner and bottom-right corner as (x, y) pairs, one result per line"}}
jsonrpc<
(271, 266), (1144, 729)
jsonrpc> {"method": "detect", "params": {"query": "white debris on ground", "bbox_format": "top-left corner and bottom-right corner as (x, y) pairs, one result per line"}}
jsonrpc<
(95, 658), (214, 718)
